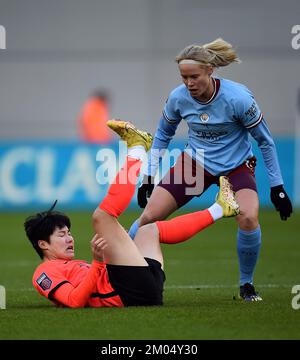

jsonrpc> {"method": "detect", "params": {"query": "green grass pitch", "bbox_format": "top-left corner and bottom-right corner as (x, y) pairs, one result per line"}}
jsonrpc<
(0, 209), (299, 340)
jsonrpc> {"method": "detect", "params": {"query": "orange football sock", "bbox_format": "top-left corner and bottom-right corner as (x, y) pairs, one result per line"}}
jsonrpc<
(156, 209), (214, 244)
(99, 156), (141, 217)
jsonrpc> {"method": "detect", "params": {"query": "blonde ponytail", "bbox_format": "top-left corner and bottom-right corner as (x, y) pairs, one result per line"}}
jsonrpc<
(176, 38), (241, 68)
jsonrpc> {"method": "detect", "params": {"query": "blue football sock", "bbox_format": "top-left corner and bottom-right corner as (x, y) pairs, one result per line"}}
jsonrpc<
(128, 218), (140, 240)
(237, 226), (261, 286)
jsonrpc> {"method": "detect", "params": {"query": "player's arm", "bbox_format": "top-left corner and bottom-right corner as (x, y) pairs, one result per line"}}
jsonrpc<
(247, 118), (283, 187)
(50, 235), (107, 308)
(237, 91), (292, 220)
(248, 119), (292, 220)
(50, 260), (104, 308)
(138, 95), (182, 208)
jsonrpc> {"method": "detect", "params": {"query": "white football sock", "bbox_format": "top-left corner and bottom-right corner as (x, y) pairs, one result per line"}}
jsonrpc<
(128, 146), (146, 160)
(208, 203), (223, 221)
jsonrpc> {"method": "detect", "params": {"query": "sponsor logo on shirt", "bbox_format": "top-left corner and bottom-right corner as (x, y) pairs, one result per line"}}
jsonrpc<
(36, 272), (52, 291)
(196, 130), (227, 141)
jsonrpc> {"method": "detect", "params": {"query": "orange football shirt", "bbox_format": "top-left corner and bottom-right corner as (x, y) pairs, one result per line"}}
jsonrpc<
(33, 259), (123, 308)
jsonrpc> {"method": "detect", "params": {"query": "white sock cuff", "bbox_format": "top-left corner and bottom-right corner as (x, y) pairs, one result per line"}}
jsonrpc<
(128, 146), (146, 160)
(208, 203), (223, 221)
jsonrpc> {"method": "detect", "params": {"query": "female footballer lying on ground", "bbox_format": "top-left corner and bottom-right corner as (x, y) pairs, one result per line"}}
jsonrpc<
(24, 120), (239, 308)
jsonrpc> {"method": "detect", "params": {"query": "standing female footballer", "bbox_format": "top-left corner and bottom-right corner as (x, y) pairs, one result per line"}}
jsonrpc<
(128, 38), (293, 301)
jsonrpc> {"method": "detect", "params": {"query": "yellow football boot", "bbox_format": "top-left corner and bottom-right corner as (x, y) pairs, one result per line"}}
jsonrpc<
(216, 176), (240, 217)
(107, 119), (153, 152)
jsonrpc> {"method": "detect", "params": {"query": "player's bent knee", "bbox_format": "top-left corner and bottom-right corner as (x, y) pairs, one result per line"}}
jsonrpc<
(137, 223), (159, 240)
(92, 207), (107, 225)
(135, 223), (163, 267)
(139, 211), (157, 227)
(237, 212), (259, 230)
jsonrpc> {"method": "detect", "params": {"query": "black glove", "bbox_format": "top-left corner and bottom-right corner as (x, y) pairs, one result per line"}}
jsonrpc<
(137, 175), (155, 208)
(270, 185), (293, 220)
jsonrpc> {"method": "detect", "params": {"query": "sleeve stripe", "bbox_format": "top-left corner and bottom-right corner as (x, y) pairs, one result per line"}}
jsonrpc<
(245, 113), (263, 129)
(162, 110), (179, 124)
(90, 291), (119, 299)
(48, 280), (70, 300)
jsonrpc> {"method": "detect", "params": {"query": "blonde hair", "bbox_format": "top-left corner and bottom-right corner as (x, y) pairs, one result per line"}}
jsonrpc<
(175, 38), (241, 68)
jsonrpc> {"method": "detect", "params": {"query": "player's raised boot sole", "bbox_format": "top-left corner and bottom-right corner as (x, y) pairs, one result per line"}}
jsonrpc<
(107, 119), (153, 151)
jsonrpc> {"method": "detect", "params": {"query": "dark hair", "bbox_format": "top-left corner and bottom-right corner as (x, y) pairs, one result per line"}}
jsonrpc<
(24, 202), (71, 259)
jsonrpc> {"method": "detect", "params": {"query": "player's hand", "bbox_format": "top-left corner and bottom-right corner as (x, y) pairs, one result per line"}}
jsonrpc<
(270, 185), (293, 220)
(137, 175), (155, 208)
(91, 234), (107, 262)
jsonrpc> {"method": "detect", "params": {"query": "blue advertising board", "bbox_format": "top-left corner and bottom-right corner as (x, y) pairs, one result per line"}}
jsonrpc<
(0, 138), (297, 211)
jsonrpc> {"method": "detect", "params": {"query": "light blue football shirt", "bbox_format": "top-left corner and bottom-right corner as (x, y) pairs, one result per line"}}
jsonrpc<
(147, 77), (283, 187)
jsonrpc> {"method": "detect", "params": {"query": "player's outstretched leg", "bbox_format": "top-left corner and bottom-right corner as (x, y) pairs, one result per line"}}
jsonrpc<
(99, 120), (153, 218)
(148, 176), (239, 245)
(134, 176), (239, 268)
(93, 120), (153, 266)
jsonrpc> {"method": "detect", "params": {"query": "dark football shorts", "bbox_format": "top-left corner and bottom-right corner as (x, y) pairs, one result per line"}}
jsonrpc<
(158, 152), (257, 208)
(106, 257), (165, 306)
